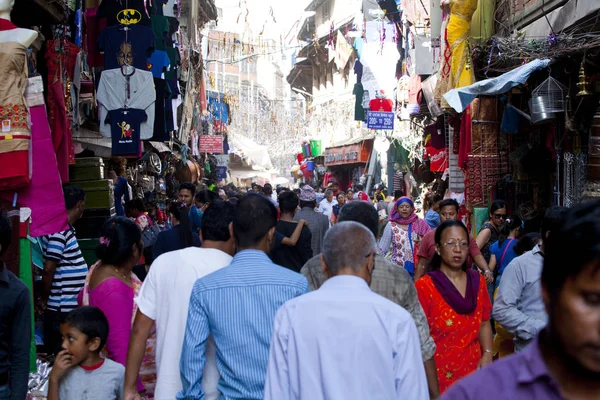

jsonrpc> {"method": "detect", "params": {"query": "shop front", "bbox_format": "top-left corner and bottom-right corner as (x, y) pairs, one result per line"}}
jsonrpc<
(323, 139), (373, 191)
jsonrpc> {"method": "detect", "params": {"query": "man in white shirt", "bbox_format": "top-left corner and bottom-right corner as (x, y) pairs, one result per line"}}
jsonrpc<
(317, 189), (337, 219)
(123, 202), (236, 400)
(264, 221), (428, 400)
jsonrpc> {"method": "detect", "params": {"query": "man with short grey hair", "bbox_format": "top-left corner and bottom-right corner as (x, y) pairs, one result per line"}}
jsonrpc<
(317, 189), (337, 219)
(264, 222), (428, 400)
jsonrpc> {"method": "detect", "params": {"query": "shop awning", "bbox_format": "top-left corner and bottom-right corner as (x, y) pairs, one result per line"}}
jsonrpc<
(227, 132), (274, 171)
(443, 59), (551, 113)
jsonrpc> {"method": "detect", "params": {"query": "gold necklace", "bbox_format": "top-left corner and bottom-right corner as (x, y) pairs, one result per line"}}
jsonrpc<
(113, 267), (130, 281)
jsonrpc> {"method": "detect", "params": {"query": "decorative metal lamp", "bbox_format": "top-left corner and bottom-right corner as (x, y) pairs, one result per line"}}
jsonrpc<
(576, 60), (592, 97)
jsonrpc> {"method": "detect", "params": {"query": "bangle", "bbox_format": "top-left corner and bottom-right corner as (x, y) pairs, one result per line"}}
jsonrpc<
(484, 270), (492, 275)
(484, 349), (492, 354)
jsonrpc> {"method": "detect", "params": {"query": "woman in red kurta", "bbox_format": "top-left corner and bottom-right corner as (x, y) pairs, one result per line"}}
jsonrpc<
(416, 220), (493, 393)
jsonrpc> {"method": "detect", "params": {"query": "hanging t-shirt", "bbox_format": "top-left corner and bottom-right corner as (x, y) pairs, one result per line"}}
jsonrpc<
(97, 0), (151, 26)
(426, 145), (448, 172)
(84, 7), (106, 68)
(166, 17), (179, 47)
(98, 25), (154, 70)
(208, 98), (229, 124)
(165, 79), (178, 131)
(96, 68), (156, 139)
(151, 15), (170, 50)
(147, 0), (168, 16)
(169, 79), (182, 130)
(147, 50), (170, 78)
(152, 78), (170, 141)
(369, 98), (393, 112)
(164, 46), (180, 80)
(163, 0), (177, 17)
(353, 83), (365, 121)
(105, 109), (146, 156)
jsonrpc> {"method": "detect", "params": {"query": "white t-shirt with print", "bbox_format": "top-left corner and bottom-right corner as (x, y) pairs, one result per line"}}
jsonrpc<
(135, 247), (233, 400)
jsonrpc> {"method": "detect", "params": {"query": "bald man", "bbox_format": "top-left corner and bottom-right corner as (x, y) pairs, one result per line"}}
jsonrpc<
(264, 222), (428, 400)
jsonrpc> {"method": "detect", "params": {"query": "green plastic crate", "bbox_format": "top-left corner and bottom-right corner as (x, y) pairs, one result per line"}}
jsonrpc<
(78, 238), (99, 267)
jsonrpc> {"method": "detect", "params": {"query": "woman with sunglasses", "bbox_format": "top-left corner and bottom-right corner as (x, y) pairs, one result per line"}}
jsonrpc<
(416, 220), (493, 394)
(475, 200), (507, 296)
(378, 196), (431, 278)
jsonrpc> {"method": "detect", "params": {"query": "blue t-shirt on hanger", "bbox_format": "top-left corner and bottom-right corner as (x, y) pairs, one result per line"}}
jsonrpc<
(105, 109), (147, 156)
(147, 50), (170, 78)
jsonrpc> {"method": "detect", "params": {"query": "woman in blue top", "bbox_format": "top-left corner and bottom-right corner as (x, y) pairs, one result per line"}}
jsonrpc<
(488, 215), (522, 291)
(110, 167), (130, 217)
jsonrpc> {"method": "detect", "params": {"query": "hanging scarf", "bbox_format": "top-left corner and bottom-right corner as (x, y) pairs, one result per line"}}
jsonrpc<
(389, 196), (418, 225)
(428, 269), (480, 314)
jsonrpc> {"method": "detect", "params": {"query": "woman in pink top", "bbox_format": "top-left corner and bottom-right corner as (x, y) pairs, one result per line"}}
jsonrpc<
(78, 217), (148, 393)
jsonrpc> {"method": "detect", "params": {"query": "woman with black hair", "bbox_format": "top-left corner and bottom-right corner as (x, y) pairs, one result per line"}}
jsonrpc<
(152, 201), (201, 260)
(488, 214), (522, 291)
(416, 220), (493, 393)
(513, 232), (542, 256)
(475, 200), (507, 264)
(78, 217), (154, 394)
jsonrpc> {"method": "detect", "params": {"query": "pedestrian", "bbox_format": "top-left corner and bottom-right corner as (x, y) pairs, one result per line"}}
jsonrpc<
(41, 185), (87, 355)
(424, 193), (443, 229)
(294, 185), (329, 256)
(125, 198), (152, 230)
(78, 217), (151, 394)
(476, 200), (507, 302)
(492, 207), (568, 352)
(270, 191), (312, 273)
(415, 220), (493, 394)
(192, 190), (220, 233)
(386, 189), (404, 217)
(317, 189), (337, 219)
(442, 201), (600, 399)
(492, 231), (542, 360)
(415, 199), (493, 282)
(109, 165), (130, 217)
(265, 221), (428, 400)
(262, 183), (279, 208)
(0, 210), (31, 400)
(124, 202), (237, 400)
(47, 307), (125, 400)
(152, 201), (200, 260)
(379, 196), (431, 278)
(488, 214), (522, 290)
(330, 192), (345, 225)
(301, 201), (440, 398)
(179, 183), (203, 234)
(177, 194), (308, 400)
(132, 246), (154, 282)
(346, 189), (355, 201)
(373, 184), (385, 203)
(354, 183), (370, 202)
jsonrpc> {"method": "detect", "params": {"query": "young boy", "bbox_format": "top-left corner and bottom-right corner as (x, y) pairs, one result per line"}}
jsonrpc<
(48, 306), (124, 400)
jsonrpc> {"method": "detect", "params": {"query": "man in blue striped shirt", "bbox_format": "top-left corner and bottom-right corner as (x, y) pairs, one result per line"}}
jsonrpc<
(41, 186), (88, 355)
(178, 194), (309, 400)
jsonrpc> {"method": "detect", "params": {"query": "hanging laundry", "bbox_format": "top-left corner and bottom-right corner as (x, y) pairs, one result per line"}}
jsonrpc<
(147, 50), (170, 78)
(151, 15), (170, 50)
(105, 109), (146, 156)
(98, 25), (155, 70)
(97, 0), (151, 26)
(97, 68), (156, 139)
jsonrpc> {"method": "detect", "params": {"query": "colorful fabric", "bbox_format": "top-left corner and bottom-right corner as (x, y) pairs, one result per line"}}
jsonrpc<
(389, 197), (417, 225)
(428, 269), (480, 314)
(416, 273), (492, 393)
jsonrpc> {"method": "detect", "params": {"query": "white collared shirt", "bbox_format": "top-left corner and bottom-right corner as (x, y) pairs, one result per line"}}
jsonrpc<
(317, 198), (338, 218)
(264, 275), (428, 400)
(135, 247), (233, 400)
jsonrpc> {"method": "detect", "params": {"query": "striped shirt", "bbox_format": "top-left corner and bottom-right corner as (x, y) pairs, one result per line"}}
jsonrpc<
(42, 227), (88, 312)
(177, 250), (309, 400)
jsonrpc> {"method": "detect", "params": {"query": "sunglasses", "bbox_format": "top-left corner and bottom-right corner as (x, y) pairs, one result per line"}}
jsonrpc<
(493, 213), (507, 219)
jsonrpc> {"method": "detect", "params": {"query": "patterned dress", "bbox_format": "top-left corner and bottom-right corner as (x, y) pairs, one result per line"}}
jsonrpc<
(415, 274), (492, 393)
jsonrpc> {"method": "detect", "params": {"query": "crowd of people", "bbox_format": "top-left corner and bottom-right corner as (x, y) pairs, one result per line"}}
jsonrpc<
(0, 178), (599, 400)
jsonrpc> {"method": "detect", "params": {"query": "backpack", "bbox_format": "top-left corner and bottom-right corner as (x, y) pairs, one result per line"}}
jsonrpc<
(142, 224), (163, 247)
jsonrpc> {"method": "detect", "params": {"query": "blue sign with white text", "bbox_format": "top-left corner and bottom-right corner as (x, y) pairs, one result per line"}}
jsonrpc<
(367, 111), (395, 130)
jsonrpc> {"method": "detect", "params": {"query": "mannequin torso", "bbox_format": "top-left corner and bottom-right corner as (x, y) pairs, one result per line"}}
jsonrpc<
(0, 0), (38, 48)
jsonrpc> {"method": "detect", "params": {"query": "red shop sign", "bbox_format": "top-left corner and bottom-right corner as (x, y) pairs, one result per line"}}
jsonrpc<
(199, 135), (224, 153)
(324, 141), (372, 166)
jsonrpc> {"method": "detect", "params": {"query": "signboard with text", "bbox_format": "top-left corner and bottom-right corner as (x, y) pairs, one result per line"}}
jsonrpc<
(324, 141), (372, 166)
(199, 135), (224, 154)
(367, 111), (395, 130)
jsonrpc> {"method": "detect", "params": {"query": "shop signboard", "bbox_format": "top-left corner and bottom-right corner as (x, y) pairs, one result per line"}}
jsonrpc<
(324, 142), (372, 166)
(199, 135), (224, 153)
(367, 111), (394, 130)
